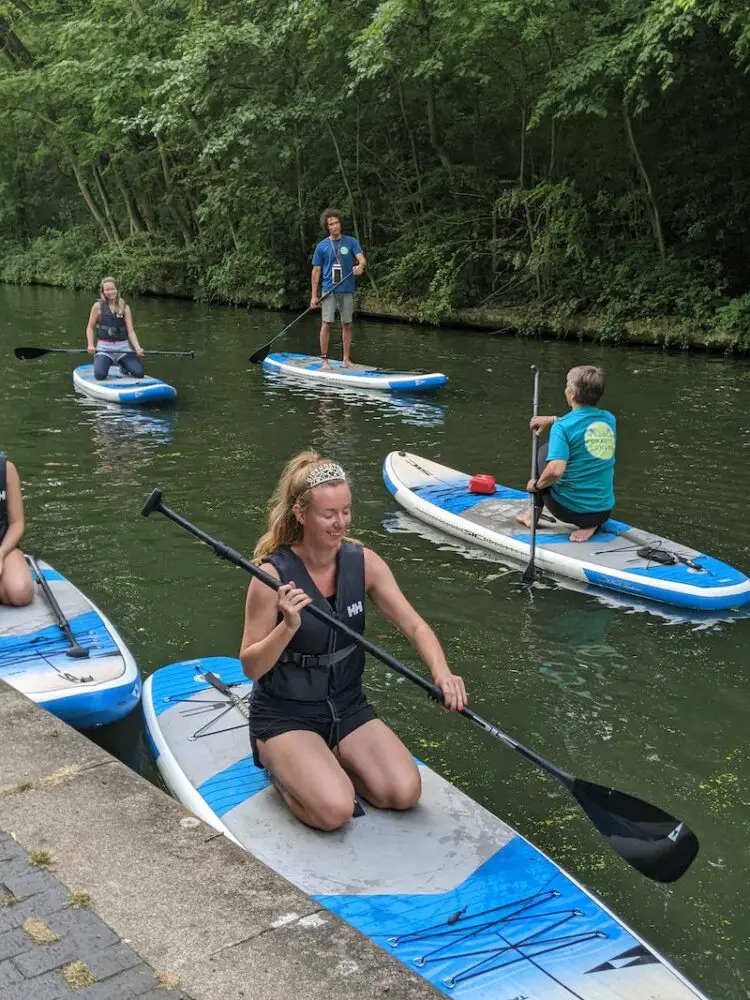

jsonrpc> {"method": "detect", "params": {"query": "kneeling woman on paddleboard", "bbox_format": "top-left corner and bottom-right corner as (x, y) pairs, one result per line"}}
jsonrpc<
(0, 453), (34, 607)
(240, 451), (467, 831)
(85, 277), (145, 381)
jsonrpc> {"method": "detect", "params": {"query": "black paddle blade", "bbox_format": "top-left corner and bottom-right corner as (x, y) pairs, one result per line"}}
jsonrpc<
(14, 347), (46, 360)
(65, 645), (90, 659)
(572, 778), (699, 883)
(248, 344), (270, 365)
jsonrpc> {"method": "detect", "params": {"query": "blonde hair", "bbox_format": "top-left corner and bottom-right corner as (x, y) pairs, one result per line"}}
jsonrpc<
(254, 450), (350, 561)
(99, 276), (125, 316)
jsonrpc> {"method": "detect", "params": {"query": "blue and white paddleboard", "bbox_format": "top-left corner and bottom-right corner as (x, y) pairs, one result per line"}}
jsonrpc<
(262, 352), (447, 392)
(382, 452), (750, 613)
(73, 364), (177, 405)
(144, 656), (707, 1000)
(0, 558), (141, 729)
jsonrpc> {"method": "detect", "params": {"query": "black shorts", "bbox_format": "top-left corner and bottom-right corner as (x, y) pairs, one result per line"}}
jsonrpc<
(541, 491), (611, 529)
(249, 690), (376, 769)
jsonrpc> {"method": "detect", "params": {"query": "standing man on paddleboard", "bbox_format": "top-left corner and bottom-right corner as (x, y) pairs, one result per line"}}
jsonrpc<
(240, 450), (466, 832)
(85, 277), (146, 381)
(310, 209), (366, 368)
(518, 365), (616, 542)
(0, 453), (34, 606)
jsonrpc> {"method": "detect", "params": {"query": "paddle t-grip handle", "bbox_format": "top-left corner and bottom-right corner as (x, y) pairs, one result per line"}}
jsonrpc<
(141, 489), (164, 517)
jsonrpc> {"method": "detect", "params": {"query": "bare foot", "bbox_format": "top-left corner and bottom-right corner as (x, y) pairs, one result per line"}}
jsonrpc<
(320, 358), (331, 369)
(342, 358), (353, 368)
(570, 526), (598, 542)
(516, 511), (532, 527)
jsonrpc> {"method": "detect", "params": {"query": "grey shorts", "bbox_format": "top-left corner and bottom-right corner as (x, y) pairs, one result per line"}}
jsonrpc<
(322, 293), (354, 324)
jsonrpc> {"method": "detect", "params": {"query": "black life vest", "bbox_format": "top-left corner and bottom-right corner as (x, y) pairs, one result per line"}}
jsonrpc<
(257, 542), (366, 702)
(95, 299), (127, 342)
(0, 452), (6, 541)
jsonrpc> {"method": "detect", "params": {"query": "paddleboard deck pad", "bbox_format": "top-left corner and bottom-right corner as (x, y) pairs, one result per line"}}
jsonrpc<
(262, 352), (447, 392)
(144, 656), (707, 1000)
(0, 558), (141, 728)
(73, 364), (177, 404)
(383, 452), (750, 612)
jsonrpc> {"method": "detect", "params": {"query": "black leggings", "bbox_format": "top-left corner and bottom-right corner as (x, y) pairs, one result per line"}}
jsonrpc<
(94, 352), (144, 381)
(535, 443), (611, 529)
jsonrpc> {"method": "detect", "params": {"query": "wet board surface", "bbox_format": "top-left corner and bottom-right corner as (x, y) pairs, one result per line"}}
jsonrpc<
(382, 451), (750, 612)
(262, 352), (447, 392)
(0, 558), (141, 728)
(73, 364), (177, 405)
(144, 656), (708, 1000)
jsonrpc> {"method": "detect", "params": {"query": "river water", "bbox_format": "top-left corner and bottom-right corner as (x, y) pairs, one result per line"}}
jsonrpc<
(2, 283), (748, 998)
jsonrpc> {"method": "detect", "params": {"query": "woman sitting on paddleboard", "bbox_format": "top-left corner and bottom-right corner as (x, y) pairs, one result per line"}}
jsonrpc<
(240, 451), (467, 831)
(85, 277), (145, 381)
(0, 453), (34, 607)
(518, 365), (616, 543)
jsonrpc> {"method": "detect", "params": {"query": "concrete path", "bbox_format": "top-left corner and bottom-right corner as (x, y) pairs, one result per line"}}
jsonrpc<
(0, 681), (438, 1000)
(1, 829), (191, 999)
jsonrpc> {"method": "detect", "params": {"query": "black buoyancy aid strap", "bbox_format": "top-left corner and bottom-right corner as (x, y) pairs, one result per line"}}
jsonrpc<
(0, 452), (7, 536)
(282, 644), (357, 669)
(95, 299), (127, 340)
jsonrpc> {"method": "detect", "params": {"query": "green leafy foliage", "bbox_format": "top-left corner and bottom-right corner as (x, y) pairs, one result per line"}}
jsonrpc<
(1, 0), (750, 346)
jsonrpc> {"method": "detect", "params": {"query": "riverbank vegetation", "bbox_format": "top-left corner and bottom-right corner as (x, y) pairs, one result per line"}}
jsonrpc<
(2, 0), (750, 349)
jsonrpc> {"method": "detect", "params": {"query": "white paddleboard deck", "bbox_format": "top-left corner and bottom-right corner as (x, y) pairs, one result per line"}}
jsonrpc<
(144, 656), (707, 1000)
(0, 558), (141, 728)
(383, 452), (750, 612)
(262, 352), (447, 392)
(73, 364), (177, 405)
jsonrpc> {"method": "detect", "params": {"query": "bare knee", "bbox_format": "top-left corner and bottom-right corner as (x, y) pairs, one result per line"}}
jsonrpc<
(2, 580), (34, 607)
(367, 768), (422, 812)
(307, 790), (357, 831)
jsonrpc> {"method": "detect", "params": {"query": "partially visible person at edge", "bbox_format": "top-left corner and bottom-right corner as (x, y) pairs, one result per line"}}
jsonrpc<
(517, 365), (616, 543)
(239, 451), (467, 832)
(85, 277), (145, 382)
(310, 209), (366, 369)
(0, 453), (34, 607)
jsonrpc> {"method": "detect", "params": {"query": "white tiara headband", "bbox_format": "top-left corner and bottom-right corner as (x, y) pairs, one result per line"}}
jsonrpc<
(305, 463), (346, 490)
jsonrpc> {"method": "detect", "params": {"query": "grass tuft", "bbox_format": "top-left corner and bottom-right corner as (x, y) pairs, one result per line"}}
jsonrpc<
(23, 918), (59, 944)
(61, 960), (95, 989)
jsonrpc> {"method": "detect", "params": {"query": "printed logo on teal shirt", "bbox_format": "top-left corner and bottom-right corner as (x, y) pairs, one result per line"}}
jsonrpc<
(584, 421), (615, 460)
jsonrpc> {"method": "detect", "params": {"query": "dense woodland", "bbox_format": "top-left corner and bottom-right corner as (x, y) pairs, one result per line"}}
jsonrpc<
(2, 0), (750, 347)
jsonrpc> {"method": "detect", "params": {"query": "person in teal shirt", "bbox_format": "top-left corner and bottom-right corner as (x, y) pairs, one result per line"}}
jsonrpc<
(517, 365), (616, 542)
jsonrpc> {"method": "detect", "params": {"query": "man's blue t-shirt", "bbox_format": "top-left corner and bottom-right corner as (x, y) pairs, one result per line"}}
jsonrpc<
(546, 406), (616, 513)
(312, 234), (363, 294)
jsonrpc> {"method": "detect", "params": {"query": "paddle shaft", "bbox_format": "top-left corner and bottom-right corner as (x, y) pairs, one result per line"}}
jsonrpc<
(26, 554), (89, 659)
(204, 671), (250, 719)
(15, 347), (193, 360)
(142, 492), (569, 781)
(522, 366), (541, 584)
(248, 271), (354, 363)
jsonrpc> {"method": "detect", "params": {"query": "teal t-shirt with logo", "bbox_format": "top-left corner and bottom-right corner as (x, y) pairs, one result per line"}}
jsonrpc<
(546, 406), (616, 513)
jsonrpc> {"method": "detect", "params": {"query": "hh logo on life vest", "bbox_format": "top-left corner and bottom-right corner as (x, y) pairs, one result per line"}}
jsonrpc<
(347, 601), (363, 618)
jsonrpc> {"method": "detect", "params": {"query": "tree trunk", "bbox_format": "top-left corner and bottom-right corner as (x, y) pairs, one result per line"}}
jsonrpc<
(623, 100), (665, 260)
(425, 79), (452, 173)
(296, 143), (306, 257)
(113, 165), (146, 234)
(396, 77), (424, 212)
(324, 119), (360, 242)
(92, 163), (122, 245)
(0, 15), (34, 67)
(70, 162), (114, 244)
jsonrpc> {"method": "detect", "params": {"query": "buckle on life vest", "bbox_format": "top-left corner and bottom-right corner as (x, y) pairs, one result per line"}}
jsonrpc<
(468, 473), (496, 495)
